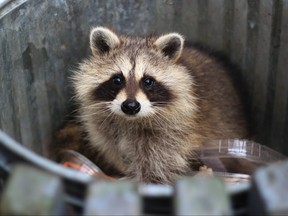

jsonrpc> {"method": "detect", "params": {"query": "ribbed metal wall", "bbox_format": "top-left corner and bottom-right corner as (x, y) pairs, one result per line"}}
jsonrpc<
(0, 0), (287, 156)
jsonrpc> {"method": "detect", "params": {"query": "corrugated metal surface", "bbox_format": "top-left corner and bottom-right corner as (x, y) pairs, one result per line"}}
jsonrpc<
(0, 0), (287, 155)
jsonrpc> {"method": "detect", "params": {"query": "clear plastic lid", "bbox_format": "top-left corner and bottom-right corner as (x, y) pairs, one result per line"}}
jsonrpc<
(200, 139), (286, 162)
(195, 139), (286, 175)
(191, 139), (287, 192)
(59, 150), (116, 181)
(59, 140), (287, 190)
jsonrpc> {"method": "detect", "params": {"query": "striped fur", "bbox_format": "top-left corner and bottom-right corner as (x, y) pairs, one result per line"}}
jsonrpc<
(72, 27), (250, 183)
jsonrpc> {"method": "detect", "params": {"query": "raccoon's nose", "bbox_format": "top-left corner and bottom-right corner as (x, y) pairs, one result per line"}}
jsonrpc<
(121, 99), (141, 115)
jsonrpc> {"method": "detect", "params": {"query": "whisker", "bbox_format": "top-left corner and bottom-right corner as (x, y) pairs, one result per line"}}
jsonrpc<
(80, 109), (110, 117)
(99, 110), (115, 129)
(84, 101), (112, 108)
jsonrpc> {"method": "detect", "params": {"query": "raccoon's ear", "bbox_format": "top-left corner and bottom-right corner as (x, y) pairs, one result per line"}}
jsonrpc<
(154, 33), (184, 61)
(90, 27), (120, 56)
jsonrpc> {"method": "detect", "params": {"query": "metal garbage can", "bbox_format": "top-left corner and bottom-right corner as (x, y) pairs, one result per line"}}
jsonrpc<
(1, 0), (288, 215)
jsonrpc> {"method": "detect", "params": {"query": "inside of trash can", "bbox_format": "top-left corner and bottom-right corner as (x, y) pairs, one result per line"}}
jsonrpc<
(1, 0), (288, 159)
(1, 1), (288, 215)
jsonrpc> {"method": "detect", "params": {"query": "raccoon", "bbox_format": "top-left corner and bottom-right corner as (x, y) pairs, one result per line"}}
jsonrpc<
(72, 27), (250, 184)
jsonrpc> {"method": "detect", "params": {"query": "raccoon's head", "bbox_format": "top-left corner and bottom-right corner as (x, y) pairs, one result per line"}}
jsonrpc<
(74, 27), (196, 121)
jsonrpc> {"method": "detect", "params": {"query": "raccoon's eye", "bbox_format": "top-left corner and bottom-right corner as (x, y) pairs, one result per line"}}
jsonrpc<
(112, 75), (124, 86)
(143, 77), (155, 87)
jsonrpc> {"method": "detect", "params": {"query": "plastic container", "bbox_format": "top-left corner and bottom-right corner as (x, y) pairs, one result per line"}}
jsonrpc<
(193, 139), (287, 191)
(199, 139), (286, 173)
(60, 150), (116, 182)
(59, 139), (287, 188)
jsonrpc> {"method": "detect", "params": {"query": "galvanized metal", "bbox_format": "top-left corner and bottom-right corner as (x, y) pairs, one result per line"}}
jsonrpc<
(1, 1), (288, 215)
(175, 176), (232, 215)
(84, 181), (141, 215)
(1, 160), (288, 215)
(0, 0), (287, 155)
(0, 164), (66, 215)
(248, 160), (288, 215)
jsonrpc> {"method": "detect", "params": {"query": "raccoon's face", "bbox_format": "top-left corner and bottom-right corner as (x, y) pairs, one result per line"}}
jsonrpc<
(75, 27), (194, 120)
